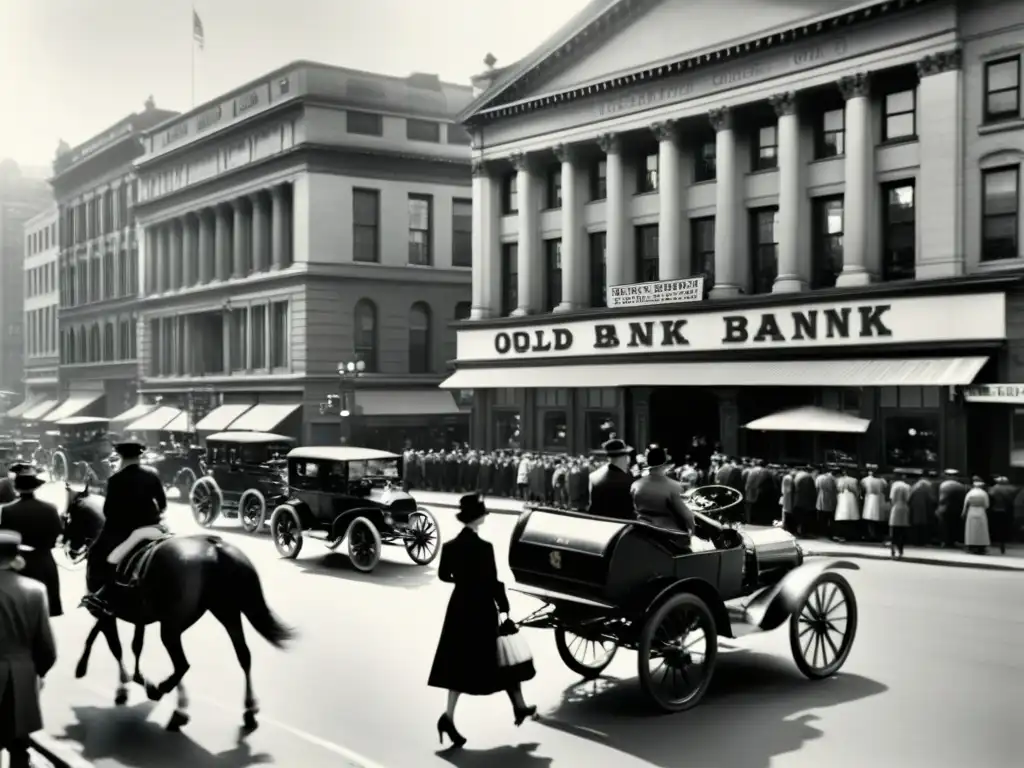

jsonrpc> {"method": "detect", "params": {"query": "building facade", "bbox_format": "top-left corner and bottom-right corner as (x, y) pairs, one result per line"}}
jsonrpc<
(22, 206), (60, 404)
(133, 62), (473, 449)
(446, 0), (1024, 478)
(51, 98), (180, 422)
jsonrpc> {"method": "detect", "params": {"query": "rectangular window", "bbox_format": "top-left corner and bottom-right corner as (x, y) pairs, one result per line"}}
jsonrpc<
(230, 310), (248, 371)
(981, 166), (1020, 262)
(149, 319), (162, 376)
(451, 199), (472, 267)
(118, 249), (129, 296)
(817, 108), (845, 158)
(501, 243), (518, 316)
(755, 125), (778, 171)
(883, 89), (916, 141)
(352, 189), (379, 263)
(346, 110), (383, 136)
(250, 304), (267, 369)
(102, 252), (114, 299)
(882, 183), (916, 281)
(985, 56), (1021, 122)
(691, 217), (715, 292)
(639, 153), (658, 193)
(590, 159), (607, 201)
(545, 239), (562, 311)
(89, 257), (100, 302)
(502, 174), (518, 214)
(545, 166), (562, 209)
(635, 224), (659, 282)
(751, 208), (779, 294)
(408, 194), (433, 266)
(589, 231), (607, 308)
(270, 301), (288, 368)
(812, 197), (845, 289)
(695, 141), (716, 182)
(406, 119), (440, 142)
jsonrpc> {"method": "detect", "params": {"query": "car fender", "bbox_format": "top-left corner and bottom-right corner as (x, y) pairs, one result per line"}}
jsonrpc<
(633, 577), (733, 637)
(277, 498), (314, 528)
(330, 506), (388, 540)
(743, 558), (860, 632)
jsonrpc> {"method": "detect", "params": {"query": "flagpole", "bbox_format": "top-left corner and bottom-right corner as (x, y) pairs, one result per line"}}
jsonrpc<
(190, 5), (196, 108)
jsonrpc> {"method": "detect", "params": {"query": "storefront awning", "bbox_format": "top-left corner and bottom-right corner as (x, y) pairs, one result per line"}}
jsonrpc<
(21, 399), (58, 421)
(744, 406), (870, 434)
(440, 357), (990, 389)
(357, 389), (462, 416)
(194, 404), (253, 431)
(4, 395), (44, 419)
(110, 403), (156, 427)
(162, 412), (193, 432)
(43, 394), (104, 423)
(227, 403), (301, 432)
(125, 406), (183, 432)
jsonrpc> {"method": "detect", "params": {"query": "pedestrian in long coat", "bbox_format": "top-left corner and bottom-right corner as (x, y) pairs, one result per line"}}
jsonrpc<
(428, 494), (536, 748)
(0, 530), (56, 766)
(888, 472), (912, 559)
(834, 470), (861, 541)
(937, 470), (967, 548)
(814, 467), (838, 538)
(986, 476), (1016, 554)
(860, 466), (887, 541)
(792, 466), (817, 537)
(779, 471), (795, 532)
(0, 466), (63, 616)
(908, 473), (938, 544)
(962, 477), (991, 554)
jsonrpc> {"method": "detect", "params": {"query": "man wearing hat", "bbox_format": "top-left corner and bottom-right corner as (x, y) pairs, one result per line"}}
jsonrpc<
(0, 530), (56, 767)
(937, 469), (967, 548)
(0, 463), (19, 505)
(987, 474), (1016, 554)
(82, 440), (168, 615)
(587, 438), (636, 520)
(0, 465), (63, 616)
(631, 445), (695, 536)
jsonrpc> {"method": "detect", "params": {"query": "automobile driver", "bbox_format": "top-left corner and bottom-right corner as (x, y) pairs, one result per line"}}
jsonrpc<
(587, 438), (637, 520)
(630, 445), (696, 537)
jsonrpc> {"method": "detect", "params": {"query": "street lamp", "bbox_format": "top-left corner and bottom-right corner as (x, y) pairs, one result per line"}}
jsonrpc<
(336, 359), (366, 444)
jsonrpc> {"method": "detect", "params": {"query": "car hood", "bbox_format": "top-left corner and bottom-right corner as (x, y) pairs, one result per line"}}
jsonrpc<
(368, 487), (417, 511)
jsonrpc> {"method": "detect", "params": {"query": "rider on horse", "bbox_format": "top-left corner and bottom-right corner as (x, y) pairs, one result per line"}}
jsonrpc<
(82, 440), (168, 616)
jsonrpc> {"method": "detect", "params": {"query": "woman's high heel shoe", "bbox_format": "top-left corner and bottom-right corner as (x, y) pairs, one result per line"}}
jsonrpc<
(437, 714), (467, 747)
(513, 705), (538, 726)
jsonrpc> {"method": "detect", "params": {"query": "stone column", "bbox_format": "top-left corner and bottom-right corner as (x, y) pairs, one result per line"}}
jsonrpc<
(232, 199), (248, 278)
(599, 132), (630, 292)
(481, 167), (502, 318)
(214, 205), (231, 282)
(169, 220), (183, 291)
(771, 91), (807, 293)
(182, 215), (196, 288)
(510, 152), (538, 316)
(553, 144), (585, 312)
(709, 107), (742, 298)
(470, 161), (488, 318)
(652, 120), (686, 281)
(198, 211), (214, 283)
(145, 227), (157, 293)
(252, 192), (271, 273)
(270, 186), (288, 270)
(836, 73), (874, 286)
(155, 224), (168, 293)
(916, 49), (963, 278)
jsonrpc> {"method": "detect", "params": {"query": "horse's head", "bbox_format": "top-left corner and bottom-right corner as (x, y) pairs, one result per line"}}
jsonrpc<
(62, 481), (105, 552)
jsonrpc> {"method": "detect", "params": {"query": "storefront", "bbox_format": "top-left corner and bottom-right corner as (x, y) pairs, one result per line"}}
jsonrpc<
(443, 276), (1018, 474)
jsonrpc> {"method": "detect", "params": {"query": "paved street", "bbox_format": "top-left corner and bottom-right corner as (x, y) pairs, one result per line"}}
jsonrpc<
(31, 483), (1023, 768)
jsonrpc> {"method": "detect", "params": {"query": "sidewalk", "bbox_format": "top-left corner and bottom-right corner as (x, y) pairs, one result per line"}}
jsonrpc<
(414, 489), (1024, 571)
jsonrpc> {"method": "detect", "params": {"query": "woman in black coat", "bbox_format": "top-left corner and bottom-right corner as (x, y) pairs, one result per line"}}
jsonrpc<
(428, 494), (536, 747)
(0, 466), (63, 616)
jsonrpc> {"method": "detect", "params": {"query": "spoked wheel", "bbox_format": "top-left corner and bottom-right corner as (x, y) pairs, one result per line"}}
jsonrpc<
(403, 509), (440, 565)
(189, 477), (221, 527)
(174, 467), (197, 502)
(51, 451), (68, 483)
(555, 627), (619, 679)
(789, 572), (858, 679)
(347, 517), (382, 573)
(239, 490), (267, 534)
(270, 505), (304, 559)
(638, 593), (718, 713)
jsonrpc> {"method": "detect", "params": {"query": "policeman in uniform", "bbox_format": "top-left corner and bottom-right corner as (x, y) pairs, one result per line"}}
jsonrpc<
(82, 440), (167, 615)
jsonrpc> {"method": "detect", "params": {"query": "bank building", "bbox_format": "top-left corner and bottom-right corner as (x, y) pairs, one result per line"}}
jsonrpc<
(443, 0), (1024, 478)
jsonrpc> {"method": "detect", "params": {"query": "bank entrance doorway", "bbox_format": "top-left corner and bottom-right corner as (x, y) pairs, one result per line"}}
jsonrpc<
(648, 387), (720, 465)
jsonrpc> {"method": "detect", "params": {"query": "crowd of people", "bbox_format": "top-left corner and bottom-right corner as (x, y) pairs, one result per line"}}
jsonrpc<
(402, 443), (1023, 556)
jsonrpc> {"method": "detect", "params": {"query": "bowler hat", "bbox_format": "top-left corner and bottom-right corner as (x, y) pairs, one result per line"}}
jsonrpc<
(599, 438), (632, 457)
(0, 530), (32, 568)
(643, 444), (673, 471)
(12, 465), (45, 491)
(115, 440), (146, 459)
(456, 493), (488, 524)
(7, 461), (32, 475)
(943, 468), (960, 477)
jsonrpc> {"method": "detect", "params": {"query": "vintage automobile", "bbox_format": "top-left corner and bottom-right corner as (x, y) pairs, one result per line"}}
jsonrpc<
(267, 446), (441, 572)
(0, 435), (17, 466)
(50, 417), (118, 489)
(509, 486), (859, 713)
(189, 431), (294, 533)
(142, 438), (207, 500)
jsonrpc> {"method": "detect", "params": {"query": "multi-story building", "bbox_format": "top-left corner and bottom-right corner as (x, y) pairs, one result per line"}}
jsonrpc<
(50, 98), (179, 423)
(445, 0), (1024, 477)
(0, 160), (51, 403)
(21, 206), (60, 407)
(132, 62), (473, 449)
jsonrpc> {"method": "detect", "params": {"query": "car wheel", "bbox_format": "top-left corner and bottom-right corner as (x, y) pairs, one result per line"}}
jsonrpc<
(190, 477), (221, 527)
(239, 490), (267, 534)
(403, 509), (441, 565)
(555, 628), (618, 679)
(174, 467), (197, 502)
(51, 451), (68, 483)
(347, 517), (381, 573)
(637, 592), (718, 713)
(789, 571), (858, 680)
(270, 505), (303, 559)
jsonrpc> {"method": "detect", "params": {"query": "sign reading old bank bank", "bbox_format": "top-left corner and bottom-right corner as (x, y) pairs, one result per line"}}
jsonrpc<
(454, 294), (1007, 363)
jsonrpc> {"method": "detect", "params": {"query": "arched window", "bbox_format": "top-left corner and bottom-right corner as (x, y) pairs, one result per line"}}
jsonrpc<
(454, 301), (471, 321)
(103, 322), (114, 361)
(408, 302), (431, 374)
(353, 300), (377, 372)
(75, 327), (85, 363)
(62, 329), (71, 364)
(89, 324), (101, 362)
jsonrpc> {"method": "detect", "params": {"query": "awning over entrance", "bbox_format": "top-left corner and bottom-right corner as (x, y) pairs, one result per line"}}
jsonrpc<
(227, 403), (301, 432)
(125, 406), (182, 432)
(4, 395), (44, 419)
(744, 406), (870, 434)
(110, 403), (156, 428)
(21, 400), (58, 421)
(440, 357), (989, 389)
(194, 404), (253, 431)
(163, 412), (193, 432)
(357, 389), (462, 416)
(43, 393), (104, 423)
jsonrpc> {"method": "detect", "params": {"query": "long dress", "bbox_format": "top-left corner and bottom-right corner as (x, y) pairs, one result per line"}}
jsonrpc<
(834, 476), (861, 522)
(962, 486), (991, 548)
(861, 475), (887, 523)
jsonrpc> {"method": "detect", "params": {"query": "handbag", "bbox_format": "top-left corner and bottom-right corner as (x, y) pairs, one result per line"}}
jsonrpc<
(496, 619), (533, 668)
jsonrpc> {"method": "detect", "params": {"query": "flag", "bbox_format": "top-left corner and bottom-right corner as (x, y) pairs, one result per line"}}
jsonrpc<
(193, 9), (205, 50)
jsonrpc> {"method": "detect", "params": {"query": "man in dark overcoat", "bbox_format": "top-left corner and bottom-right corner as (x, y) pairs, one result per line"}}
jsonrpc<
(908, 471), (939, 545)
(987, 475), (1016, 554)
(0, 466), (62, 616)
(937, 469), (967, 548)
(588, 439), (636, 519)
(0, 530), (56, 767)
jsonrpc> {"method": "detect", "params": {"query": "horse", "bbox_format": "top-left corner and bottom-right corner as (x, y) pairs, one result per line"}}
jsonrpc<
(62, 483), (296, 732)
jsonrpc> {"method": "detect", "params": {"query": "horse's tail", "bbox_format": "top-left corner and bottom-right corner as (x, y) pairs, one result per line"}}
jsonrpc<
(208, 536), (296, 648)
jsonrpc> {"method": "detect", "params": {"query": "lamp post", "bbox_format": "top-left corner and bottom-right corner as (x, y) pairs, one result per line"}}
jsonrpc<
(318, 359), (365, 444)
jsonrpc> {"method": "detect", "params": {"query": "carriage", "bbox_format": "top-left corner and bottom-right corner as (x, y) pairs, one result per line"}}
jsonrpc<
(509, 486), (859, 713)
(50, 417), (118, 490)
(143, 441), (207, 501)
(267, 446), (441, 572)
(188, 431), (294, 533)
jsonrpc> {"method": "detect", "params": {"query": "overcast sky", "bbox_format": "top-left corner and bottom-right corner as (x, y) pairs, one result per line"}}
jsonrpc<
(0, 0), (590, 167)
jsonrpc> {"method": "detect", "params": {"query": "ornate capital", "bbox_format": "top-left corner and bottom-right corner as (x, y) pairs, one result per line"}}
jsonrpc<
(769, 91), (797, 118)
(552, 143), (576, 164)
(650, 120), (679, 142)
(596, 132), (620, 154)
(838, 73), (870, 101)
(470, 159), (488, 178)
(917, 48), (961, 78)
(509, 151), (530, 172)
(708, 107), (732, 132)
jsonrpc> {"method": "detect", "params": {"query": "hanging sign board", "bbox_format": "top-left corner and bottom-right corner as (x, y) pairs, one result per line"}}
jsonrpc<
(607, 276), (704, 308)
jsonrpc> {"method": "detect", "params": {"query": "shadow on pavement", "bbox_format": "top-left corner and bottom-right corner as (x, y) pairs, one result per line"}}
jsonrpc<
(435, 741), (553, 767)
(56, 703), (273, 768)
(538, 650), (887, 768)
(291, 552), (437, 589)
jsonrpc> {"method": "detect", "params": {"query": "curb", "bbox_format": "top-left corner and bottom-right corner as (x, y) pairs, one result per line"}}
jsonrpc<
(30, 732), (94, 768)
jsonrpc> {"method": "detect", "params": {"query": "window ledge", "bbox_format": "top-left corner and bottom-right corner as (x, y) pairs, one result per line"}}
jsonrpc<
(747, 167), (779, 176)
(978, 118), (1024, 136)
(810, 154), (845, 165)
(692, 178), (716, 186)
(974, 257), (1024, 272)
(879, 136), (918, 147)
(633, 190), (658, 198)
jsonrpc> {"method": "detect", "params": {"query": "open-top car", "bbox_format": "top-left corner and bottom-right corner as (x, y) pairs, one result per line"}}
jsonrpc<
(189, 431), (294, 533)
(51, 417), (117, 489)
(509, 486), (859, 713)
(268, 446), (441, 572)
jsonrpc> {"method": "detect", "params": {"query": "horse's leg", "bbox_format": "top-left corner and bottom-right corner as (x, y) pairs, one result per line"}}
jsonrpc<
(213, 605), (259, 732)
(130, 624), (147, 686)
(98, 617), (130, 705)
(74, 621), (102, 679)
(146, 625), (192, 731)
